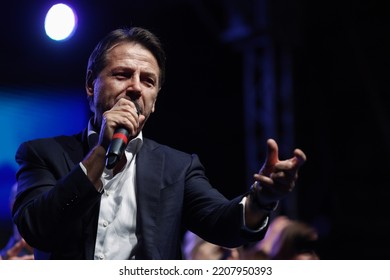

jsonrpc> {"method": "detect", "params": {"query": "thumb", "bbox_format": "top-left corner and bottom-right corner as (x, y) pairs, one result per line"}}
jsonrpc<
(260, 139), (279, 176)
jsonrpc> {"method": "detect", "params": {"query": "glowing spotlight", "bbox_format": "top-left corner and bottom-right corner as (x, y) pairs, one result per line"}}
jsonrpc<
(44, 3), (77, 41)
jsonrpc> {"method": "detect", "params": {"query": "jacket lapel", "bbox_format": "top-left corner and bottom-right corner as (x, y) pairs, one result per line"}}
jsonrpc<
(134, 139), (163, 259)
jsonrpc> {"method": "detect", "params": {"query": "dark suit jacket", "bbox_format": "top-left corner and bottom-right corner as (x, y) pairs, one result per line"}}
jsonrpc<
(12, 129), (267, 259)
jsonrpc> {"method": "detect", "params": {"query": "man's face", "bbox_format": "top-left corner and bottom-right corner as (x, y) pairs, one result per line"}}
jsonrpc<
(87, 42), (160, 129)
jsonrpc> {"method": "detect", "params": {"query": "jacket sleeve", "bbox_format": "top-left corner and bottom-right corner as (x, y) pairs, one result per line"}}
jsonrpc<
(182, 154), (268, 248)
(12, 139), (101, 252)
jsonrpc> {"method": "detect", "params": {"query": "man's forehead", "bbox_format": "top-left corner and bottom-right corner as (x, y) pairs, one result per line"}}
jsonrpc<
(106, 42), (159, 68)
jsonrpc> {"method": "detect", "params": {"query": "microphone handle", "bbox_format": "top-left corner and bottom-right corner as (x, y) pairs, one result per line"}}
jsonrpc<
(105, 127), (130, 169)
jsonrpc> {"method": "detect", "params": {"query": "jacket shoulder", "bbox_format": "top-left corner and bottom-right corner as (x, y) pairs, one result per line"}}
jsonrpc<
(142, 137), (195, 159)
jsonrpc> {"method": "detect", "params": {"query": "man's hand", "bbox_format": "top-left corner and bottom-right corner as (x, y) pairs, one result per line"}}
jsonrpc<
(251, 138), (306, 207)
(244, 139), (306, 228)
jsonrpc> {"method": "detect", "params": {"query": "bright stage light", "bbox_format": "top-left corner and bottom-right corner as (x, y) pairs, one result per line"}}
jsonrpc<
(44, 3), (77, 41)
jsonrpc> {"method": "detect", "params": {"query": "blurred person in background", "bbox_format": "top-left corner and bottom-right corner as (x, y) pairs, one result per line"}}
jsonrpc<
(182, 230), (240, 260)
(0, 183), (33, 260)
(239, 215), (319, 260)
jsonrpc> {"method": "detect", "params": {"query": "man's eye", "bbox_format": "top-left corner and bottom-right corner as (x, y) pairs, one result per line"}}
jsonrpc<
(114, 73), (129, 79)
(145, 79), (155, 87)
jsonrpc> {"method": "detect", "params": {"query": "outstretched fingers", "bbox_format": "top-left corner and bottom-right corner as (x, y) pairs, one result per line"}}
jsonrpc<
(294, 148), (307, 167)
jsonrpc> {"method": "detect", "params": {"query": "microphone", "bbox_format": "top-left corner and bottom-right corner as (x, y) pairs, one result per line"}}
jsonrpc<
(105, 101), (140, 169)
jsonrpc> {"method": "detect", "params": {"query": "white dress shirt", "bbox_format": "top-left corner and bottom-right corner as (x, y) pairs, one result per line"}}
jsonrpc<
(83, 121), (143, 260)
(94, 135), (142, 260)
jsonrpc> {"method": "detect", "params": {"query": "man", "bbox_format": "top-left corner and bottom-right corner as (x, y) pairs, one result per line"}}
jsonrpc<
(12, 27), (306, 259)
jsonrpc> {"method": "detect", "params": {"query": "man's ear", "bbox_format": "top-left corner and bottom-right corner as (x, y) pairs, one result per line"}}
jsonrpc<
(85, 70), (96, 113)
(151, 89), (161, 113)
(86, 70), (94, 98)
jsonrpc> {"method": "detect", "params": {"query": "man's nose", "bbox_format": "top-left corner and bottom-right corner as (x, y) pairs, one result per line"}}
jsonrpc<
(126, 76), (142, 97)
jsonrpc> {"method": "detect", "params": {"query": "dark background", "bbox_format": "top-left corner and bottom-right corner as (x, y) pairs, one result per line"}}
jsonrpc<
(1, 0), (389, 259)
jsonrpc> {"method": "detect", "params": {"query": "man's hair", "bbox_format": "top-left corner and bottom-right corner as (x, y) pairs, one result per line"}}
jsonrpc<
(86, 27), (166, 87)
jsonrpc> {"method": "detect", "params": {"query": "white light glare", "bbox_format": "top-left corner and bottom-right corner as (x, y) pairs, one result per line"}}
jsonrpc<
(44, 3), (77, 41)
